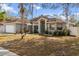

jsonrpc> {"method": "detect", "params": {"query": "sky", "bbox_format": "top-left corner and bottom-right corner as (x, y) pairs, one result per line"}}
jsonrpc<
(0, 3), (79, 20)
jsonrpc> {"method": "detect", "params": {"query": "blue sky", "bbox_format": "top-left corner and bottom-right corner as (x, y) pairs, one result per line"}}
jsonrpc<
(0, 3), (79, 20)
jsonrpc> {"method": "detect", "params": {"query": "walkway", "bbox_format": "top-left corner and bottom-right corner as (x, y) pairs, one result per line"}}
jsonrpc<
(0, 47), (18, 56)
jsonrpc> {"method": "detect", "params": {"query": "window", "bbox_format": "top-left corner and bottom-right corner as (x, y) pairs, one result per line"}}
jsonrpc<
(57, 24), (63, 30)
(50, 27), (55, 30)
(50, 25), (55, 30)
(57, 27), (62, 30)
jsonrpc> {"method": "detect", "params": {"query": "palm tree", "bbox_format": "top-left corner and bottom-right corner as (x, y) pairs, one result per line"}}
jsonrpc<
(18, 3), (28, 39)
(28, 3), (38, 33)
(28, 3), (34, 33)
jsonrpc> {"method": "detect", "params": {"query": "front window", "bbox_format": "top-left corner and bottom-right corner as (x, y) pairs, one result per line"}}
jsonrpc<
(50, 27), (55, 30)
(57, 27), (62, 30)
(50, 25), (55, 30)
(57, 24), (63, 30)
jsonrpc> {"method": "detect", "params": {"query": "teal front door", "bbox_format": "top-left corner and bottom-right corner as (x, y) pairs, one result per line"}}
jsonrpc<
(34, 26), (38, 33)
(40, 20), (45, 34)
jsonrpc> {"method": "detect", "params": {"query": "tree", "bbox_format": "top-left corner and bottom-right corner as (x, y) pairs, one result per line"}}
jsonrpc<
(41, 3), (59, 11)
(60, 3), (79, 29)
(61, 3), (71, 29)
(18, 3), (28, 39)
(0, 10), (8, 34)
(28, 3), (39, 33)
(27, 3), (34, 33)
(76, 21), (79, 26)
(0, 11), (7, 21)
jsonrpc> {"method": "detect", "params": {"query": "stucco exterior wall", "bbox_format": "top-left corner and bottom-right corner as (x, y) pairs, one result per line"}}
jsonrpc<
(0, 24), (4, 33)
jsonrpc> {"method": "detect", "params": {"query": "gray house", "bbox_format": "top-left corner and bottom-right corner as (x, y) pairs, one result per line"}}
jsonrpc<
(0, 15), (66, 34)
(31, 15), (66, 34)
(0, 15), (79, 36)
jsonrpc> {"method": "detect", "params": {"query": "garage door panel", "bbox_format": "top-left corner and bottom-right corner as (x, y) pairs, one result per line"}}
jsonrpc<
(6, 25), (16, 33)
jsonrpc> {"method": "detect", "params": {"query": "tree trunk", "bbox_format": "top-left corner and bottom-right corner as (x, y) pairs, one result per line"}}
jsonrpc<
(20, 20), (26, 40)
(30, 3), (34, 33)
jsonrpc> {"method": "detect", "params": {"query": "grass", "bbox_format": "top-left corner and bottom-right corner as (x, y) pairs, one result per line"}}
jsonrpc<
(0, 34), (79, 56)
(0, 34), (43, 42)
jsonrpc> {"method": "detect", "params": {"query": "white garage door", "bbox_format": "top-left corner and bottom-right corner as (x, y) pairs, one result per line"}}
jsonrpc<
(6, 25), (16, 33)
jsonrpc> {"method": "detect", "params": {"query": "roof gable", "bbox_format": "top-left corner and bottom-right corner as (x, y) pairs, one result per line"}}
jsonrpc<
(31, 15), (48, 21)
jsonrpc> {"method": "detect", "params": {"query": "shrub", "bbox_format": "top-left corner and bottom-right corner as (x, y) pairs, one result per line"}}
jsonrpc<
(34, 29), (38, 33)
(49, 31), (52, 34)
(63, 29), (70, 36)
(45, 30), (48, 34)
(53, 30), (70, 36)
(53, 30), (59, 36)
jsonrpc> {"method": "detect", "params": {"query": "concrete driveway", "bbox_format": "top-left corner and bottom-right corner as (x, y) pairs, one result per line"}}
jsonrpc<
(0, 47), (18, 56)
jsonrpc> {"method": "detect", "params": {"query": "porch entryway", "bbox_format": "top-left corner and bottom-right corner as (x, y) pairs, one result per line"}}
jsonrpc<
(34, 25), (38, 33)
(40, 20), (45, 34)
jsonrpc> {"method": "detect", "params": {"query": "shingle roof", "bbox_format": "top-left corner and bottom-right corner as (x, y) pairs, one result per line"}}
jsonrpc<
(31, 15), (48, 21)
(0, 15), (65, 24)
(31, 15), (65, 24)
(0, 18), (30, 24)
(14, 19), (30, 24)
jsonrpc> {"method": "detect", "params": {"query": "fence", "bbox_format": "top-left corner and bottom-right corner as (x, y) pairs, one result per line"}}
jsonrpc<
(69, 27), (79, 36)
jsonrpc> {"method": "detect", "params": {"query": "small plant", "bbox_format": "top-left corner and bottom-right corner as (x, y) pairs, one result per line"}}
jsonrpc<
(63, 29), (70, 36)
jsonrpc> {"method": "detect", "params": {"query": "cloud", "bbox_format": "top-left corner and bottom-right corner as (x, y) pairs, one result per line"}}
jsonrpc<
(60, 15), (66, 20)
(33, 4), (42, 10)
(0, 4), (17, 14)
(74, 13), (79, 16)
